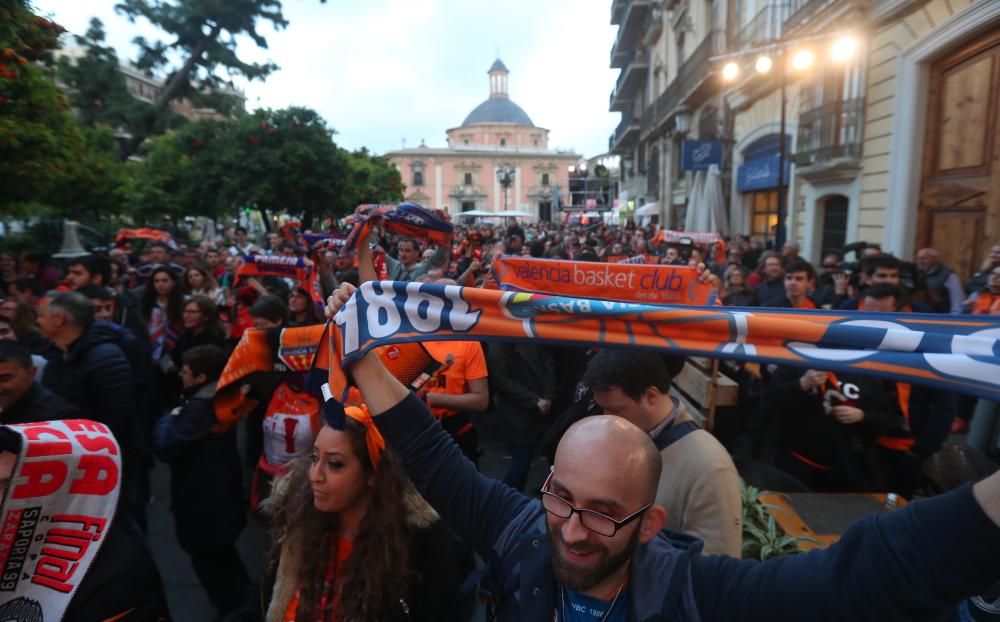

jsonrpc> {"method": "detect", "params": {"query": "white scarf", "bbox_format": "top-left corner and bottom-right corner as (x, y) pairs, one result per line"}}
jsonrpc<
(0, 420), (121, 621)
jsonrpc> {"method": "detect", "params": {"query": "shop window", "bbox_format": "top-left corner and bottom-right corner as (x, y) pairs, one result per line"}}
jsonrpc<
(749, 190), (779, 243)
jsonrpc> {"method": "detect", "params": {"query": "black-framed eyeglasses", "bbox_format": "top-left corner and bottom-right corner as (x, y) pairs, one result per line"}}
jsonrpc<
(539, 472), (652, 538)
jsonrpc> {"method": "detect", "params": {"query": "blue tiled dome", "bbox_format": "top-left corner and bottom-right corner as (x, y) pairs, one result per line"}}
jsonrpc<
(462, 98), (534, 126)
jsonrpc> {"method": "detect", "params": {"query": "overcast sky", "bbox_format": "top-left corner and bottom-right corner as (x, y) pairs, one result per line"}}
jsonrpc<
(33, 0), (619, 158)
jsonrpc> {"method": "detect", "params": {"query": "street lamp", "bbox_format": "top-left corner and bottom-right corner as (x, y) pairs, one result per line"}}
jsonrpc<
(719, 35), (852, 249)
(831, 35), (858, 63)
(496, 163), (515, 210)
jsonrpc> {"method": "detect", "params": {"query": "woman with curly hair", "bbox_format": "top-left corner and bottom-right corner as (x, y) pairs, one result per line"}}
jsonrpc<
(265, 405), (463, 622)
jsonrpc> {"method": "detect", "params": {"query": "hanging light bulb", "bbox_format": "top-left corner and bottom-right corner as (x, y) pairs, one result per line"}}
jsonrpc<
(722, 61), (740, 81)
(755, 55), (773, 75)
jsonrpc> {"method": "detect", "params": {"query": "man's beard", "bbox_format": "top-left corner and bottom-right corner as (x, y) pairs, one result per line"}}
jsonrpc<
(550, 526), (641, 593)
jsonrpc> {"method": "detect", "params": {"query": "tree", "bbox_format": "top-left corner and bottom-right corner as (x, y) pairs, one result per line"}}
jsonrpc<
(339, 147), (405, 213)
(113, 0), (325, 157)
(0, 3), (75, 216)
(57, 17), (182, 148)
(126, 106), (403, 229)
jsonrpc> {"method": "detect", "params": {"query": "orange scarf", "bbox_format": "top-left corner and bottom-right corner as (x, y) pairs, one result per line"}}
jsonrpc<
(283, 538), (354, 622)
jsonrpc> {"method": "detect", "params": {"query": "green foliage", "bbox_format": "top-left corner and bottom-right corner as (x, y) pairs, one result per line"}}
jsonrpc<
(111, 0), (326, 156)
(56, 17), (181, 139)
(126, 106), (401, 228)
(0, 3), (132, 221)
(740, 481), (819, 561)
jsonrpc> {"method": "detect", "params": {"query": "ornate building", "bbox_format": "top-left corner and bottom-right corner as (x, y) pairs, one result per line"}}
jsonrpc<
(385, 60), (580, 221)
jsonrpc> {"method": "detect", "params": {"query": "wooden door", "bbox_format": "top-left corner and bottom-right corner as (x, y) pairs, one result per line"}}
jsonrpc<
(918, 29), (1000, 280)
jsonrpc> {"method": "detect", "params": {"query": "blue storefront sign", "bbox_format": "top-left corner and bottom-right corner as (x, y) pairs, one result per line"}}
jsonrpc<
(681, 139), (723, 171)
(736, 154), (791, 192)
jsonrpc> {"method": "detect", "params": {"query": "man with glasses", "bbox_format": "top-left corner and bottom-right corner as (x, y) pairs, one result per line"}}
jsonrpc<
(581, 350), (741, 556)
(326, 282), (1000, 621)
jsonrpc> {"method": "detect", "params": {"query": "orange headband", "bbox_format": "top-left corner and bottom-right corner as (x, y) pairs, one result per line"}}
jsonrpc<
(343, 404), (386, 470)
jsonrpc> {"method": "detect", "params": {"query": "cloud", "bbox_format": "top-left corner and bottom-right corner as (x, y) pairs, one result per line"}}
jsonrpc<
(34, 0), (619, 156)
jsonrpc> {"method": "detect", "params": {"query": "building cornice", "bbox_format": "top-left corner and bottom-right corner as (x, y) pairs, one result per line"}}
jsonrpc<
(385, 147), (580, 159)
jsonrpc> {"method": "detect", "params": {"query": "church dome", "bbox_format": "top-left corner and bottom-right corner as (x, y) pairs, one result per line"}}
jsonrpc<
(462, 98), (534, 126)
(461, 58), (534, 127)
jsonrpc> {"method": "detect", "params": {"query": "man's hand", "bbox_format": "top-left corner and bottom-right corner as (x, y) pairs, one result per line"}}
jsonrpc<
(831, 405), (864, 424)
(325, 282), (357, 319)
(692, 262), (723, 294)
(800, 369), (827, 392)
(537, 398), (552, 416)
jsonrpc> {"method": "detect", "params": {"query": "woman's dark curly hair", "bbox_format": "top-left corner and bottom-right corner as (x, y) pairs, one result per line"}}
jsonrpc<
(270, 418), (412, 621)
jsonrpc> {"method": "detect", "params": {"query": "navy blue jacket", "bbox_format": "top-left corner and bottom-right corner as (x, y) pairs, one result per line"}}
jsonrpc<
(153, 381), (245, 551)
(42, 321), (146, 465)
(377, 392), (1000, 621)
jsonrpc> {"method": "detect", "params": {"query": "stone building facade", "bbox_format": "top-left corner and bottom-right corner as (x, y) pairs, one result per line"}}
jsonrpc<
(385, 60), (580, 221)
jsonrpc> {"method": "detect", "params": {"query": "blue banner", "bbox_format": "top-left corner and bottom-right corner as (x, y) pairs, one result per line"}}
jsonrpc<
(681, 140), (723, 172)
(737, 154), (791, 192)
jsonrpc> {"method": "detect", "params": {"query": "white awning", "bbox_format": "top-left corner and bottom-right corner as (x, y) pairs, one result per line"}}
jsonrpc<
(634, 202), (660, 216)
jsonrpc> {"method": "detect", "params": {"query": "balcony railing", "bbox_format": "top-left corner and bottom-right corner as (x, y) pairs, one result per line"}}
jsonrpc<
(613, 49), (648, 101)
(609, 115), (640, 152)
(639, 29), (724, 140)
(610, 0), (651, 65)
(449, 184), (487, 198)
(784, 0), (830, 31)
(528, 185), (559, 199)
(737, 3), (790, 49)
(793, 97), (865, 166)
(611, 0), (626, 25)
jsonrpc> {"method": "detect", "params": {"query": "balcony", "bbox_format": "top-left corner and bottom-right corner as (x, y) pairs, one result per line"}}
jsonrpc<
(640, 30), (725, 140)
(609, 115), (640, 154)
(528, 185), (559, 199)
(784, 0), (830, 33)
(449, 184), (487, 199)
(736, 3), (790, 50)
(793, 97), (865, 177)
(611, 0), (626, 25)
(610, 49), (649, 111)
(610, 0), (651, 68)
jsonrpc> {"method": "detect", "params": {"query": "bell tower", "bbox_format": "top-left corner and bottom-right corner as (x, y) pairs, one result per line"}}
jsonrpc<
(488, 58), (509, 99)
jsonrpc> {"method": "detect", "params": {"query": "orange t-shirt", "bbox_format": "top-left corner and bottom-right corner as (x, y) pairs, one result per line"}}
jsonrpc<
(972, 292), (1000, 315)
(421, 341), (489, 419)
(283, 538), (354, 622)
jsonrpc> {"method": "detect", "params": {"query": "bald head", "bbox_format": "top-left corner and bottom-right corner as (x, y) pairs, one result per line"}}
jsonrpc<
(556, 415), (661, 504)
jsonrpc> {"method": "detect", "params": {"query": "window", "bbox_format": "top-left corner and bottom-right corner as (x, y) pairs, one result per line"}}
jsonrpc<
(534, 139), (539, 146)
(541, 173), (550, 186)
(464, 139), (469, 145)
(461, 201), (476, 212)
(821, 196), (849, 257)
(413, 170), (424, 186)
(464, 172), (473, 186)
(749, 190), (779, 243)
(500, 138), (507, 146)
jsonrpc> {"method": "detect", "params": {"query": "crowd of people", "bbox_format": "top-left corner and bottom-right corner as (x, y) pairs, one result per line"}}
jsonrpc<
(0, 218), (998, 621)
